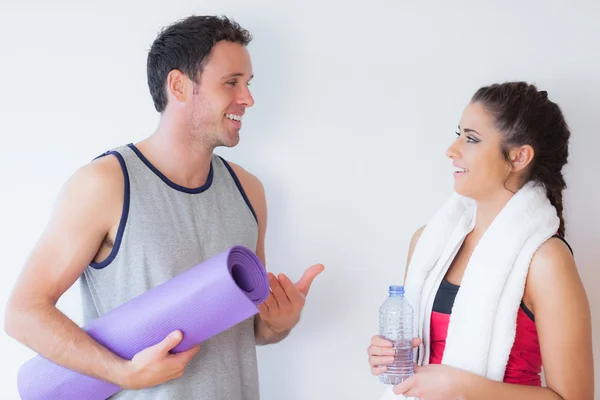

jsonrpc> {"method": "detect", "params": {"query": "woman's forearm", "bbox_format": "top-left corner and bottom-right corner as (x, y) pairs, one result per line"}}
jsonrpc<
(463, 374), (563, 400)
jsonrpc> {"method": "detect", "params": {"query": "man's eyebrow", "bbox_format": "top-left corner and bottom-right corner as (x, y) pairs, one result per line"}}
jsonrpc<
(222, 72), (254, 80)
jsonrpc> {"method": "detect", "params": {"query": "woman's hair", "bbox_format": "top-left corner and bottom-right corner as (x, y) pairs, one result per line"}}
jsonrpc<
(471, 82), (570, 236)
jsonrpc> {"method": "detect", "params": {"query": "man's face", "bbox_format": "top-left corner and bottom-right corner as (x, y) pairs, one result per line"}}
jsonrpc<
(186, 40), (255, 148)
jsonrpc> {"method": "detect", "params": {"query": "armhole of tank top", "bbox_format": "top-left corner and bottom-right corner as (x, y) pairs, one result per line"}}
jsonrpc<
(217, 155), (258, 223)
(88, 150), (131, 270)
(551, 233), (574, 255)
(519, 302), (535, 322)
(520, 233), (574, 322)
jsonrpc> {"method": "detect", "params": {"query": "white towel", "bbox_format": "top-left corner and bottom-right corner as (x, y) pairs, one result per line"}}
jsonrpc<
(378, 181), (558, 399)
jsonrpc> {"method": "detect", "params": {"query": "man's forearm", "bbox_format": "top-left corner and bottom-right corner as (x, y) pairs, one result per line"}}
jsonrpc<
(253, 315), (290, 345)
(463, 373), (563, 400)
(5, 299), (129, 385)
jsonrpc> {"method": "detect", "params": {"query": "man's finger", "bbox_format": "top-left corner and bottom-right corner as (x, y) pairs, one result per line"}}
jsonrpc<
(278, 273), (304, 305)
(411, 337), (422, 348)
(159, 330), (183, 354)
(171, 344), (201, 363)
(257, 302), (269, 317)
(268, 272), (292, 310)
(295, 264), (325, 295)
(264, 290), (278, 312)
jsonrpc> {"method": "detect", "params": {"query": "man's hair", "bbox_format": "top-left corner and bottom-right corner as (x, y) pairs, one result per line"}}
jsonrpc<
(146, 15), (252, 112)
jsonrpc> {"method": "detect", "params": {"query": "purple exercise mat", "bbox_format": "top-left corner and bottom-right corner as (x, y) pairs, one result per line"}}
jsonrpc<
(17, 245), (269, 400)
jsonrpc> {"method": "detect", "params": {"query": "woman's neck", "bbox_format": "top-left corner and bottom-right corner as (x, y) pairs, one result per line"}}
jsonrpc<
(473, 190), (515, 234)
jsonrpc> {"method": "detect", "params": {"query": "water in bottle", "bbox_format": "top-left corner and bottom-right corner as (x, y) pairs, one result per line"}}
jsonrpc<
(378, 285), (415, 385)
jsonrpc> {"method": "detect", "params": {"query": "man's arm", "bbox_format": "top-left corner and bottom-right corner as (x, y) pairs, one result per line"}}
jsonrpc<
(4, 156), (200, 388)
(226, 161), (323, 345)
(4, 157), (131, 384)
(225, 162), (289, 344)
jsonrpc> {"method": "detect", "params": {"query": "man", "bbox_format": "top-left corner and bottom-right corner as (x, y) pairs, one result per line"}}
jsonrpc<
(4, 15), (324, 399)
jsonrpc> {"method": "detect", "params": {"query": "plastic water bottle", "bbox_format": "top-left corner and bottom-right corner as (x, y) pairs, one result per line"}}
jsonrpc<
(378, 285), (415, 385)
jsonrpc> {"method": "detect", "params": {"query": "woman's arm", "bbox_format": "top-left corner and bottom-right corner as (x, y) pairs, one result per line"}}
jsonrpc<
(368, 225), (425, 376)
(463, 237), (594, 399)
(403, 225), (426, 283)
(395, 237), (594, 400)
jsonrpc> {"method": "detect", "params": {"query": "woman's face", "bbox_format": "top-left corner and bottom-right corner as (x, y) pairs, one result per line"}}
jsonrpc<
(446, 101), (515, 201)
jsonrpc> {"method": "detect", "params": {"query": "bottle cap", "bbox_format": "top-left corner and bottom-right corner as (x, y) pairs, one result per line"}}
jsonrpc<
(389, 285), (405, 294)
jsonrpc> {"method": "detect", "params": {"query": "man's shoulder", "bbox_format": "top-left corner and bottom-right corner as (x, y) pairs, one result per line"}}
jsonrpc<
(84, 151), (125, 187)
(62, 152), (125, 204)
(217, 158), (267, 224)
(218, 157), (264, 194)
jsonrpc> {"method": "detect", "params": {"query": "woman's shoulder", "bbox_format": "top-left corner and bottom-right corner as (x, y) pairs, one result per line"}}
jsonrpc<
(548, 234), (574, 255)
(525, 234), (582, 312)
(532, 235), (574, 272)
(403, 225), (427, 282)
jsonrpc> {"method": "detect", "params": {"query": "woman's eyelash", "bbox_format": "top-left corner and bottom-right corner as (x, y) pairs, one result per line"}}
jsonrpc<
(455, 131), (479, 143)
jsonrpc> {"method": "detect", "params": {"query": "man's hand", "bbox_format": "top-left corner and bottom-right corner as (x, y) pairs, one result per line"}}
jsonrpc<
(121, 330), (201, 390)
(257, 264), (324, 335)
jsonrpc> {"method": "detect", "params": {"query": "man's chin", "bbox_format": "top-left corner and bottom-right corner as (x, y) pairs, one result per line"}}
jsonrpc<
(221, 131), (241, 148)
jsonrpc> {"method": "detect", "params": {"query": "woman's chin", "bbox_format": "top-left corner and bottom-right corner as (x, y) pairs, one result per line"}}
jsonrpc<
(453, 183), (477, 199)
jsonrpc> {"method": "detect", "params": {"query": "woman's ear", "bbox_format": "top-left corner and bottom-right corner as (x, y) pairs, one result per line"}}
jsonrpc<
(509, 144), (535, 173)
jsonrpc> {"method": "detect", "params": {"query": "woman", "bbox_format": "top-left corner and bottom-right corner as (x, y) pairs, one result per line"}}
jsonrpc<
(367, 82), (594, 399)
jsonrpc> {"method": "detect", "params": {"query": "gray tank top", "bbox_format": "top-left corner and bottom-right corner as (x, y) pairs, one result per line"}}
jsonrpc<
(79, 143), (260, 400)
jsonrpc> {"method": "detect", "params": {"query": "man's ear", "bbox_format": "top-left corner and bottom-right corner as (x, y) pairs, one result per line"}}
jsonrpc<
(166, 69), (189, 104)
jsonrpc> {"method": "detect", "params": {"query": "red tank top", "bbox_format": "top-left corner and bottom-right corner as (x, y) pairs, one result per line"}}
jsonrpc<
(428, 280), (542, 386)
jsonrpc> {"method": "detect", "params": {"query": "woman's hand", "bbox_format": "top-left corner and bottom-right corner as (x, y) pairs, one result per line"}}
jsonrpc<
(393, 364), (470, 400)
(367, 335), (421, 376)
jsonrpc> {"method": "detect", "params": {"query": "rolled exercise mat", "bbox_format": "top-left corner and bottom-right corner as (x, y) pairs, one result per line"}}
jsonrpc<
(17, 245), (270, 400)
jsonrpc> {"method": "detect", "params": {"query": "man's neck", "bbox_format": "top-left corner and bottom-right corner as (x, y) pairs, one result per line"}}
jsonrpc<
(136, 116), (214, 189)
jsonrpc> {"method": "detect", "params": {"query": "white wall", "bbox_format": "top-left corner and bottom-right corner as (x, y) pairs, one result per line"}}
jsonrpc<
(1, 1), (599, 399)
